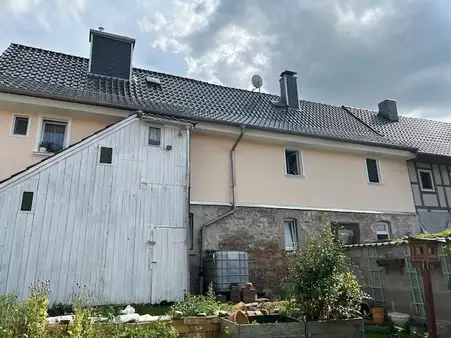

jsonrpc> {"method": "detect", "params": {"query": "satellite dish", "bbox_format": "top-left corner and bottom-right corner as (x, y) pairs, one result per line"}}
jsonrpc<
(251, 74), (263, 89)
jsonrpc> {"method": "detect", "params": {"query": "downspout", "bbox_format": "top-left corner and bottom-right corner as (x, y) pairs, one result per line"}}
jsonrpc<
(199, 126), (246, 293)
(185, 124), (193, 294)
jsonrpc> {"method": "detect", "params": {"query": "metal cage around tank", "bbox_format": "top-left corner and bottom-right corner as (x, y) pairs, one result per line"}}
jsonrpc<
(204, 251), (249, 292)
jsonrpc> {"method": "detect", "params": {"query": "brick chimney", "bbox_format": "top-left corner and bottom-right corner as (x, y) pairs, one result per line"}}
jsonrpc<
(88, 27), (136, 80)
(279, 70), (299, 110)
(378, 99), (398, 122)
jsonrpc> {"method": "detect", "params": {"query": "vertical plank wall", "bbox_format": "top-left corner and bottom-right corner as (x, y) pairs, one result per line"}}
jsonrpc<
(0, 118), (189, 305)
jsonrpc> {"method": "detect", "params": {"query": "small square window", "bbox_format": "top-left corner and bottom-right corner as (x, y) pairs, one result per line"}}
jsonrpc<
(418, 169), (434, 191)
(148, 127), (161, 146)
(375, 221), (390, 241)
(285, 150), (302, 176)
(99, 147), (113, 164)
(12, 116), (30, 136)
(20, 192), (34, 211)
(365, 158), (380, 183)
(284, 219), (298, 251)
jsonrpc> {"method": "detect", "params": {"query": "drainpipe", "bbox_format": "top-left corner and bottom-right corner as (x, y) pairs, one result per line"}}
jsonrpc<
(198, 126), (246, 293)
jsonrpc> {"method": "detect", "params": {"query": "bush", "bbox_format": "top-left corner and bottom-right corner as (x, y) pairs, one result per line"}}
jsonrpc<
(0, 281), (180, 338)
(285, 221), (363, 321)
(170, 283), (220, 316)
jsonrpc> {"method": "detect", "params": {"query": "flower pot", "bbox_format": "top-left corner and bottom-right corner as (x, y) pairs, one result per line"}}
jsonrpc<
(371, 307), (385, 325)
(39, 147), (47, 152)
(228, 310), (249, 325)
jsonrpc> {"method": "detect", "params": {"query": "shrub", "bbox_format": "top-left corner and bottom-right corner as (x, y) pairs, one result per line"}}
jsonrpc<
(170, 283), (220, 316)
(285, 220), (363, 321)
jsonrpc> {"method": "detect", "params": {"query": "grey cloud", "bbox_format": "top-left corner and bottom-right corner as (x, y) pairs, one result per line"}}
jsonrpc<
(178, 0), (451, 117)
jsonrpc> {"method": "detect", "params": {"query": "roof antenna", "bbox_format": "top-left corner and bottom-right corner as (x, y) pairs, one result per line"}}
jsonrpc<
(251, 74), (263, 93)
(98, 26), (105, 32)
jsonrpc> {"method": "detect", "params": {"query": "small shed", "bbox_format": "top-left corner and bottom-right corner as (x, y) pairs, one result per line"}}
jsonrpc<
(0, 112), (192, 305)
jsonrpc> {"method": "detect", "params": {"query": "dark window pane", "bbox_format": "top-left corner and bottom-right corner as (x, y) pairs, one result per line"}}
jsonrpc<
(366, 158), (380, 183)
(285, 150), (300, 175)
(377, 234), (389, 241)
(149, 127), (161, 146)
(42, 121), (66, 151)
(419, 171), (433, 190)
(189, 213), (194, 250)
(13, 117), (29, 136)
(99, 147), (113, 164)
(21, 192), (34, 211)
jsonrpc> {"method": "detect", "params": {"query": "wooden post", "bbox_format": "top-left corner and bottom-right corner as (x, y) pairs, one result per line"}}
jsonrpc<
(422, 261), (437, 338)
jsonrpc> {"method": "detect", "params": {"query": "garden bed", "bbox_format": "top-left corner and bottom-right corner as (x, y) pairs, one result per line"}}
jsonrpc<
(221, 315), (364, 338)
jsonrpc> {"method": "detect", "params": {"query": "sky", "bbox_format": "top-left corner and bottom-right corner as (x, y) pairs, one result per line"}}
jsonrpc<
(1, 0), (451, 121)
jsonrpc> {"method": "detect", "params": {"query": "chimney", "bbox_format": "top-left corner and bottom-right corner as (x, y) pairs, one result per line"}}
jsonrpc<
(279, 70), (299, 109)
(88, 27), (136, 80)
(378, 99), (398, 122)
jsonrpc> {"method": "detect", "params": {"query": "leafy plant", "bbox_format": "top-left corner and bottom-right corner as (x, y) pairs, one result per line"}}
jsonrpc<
(170, 283), (220, 316)
(285, 215), (363, 321)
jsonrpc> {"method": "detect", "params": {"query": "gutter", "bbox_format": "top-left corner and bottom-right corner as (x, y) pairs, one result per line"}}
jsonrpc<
(198, 126), (245, 294)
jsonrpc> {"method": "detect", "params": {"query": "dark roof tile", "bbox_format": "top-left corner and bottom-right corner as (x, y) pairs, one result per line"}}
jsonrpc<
(0, 43), (415, 150)
(345, 106), (451, 157)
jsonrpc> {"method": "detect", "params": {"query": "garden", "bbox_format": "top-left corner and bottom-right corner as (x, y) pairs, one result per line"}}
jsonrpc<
(0, 226), (428, 337)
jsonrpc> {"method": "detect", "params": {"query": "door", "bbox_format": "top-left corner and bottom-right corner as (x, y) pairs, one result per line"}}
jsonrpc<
(151, 227), (188, 304)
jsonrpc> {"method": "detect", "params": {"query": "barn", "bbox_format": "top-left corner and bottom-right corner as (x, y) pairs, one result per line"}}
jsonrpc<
(0, 111), (192, 305)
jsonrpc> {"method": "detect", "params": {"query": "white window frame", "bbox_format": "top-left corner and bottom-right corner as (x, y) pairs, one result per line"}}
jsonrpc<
(147, 124), (163, 147)
(284, 148), (304, 177)
(9, 114), (31, 137)
(98, 145), (114, 166)
(418, 169), (435, 192)
(34, 115), (72, 153)
(375, 221), (390, 241)
(365, 156), (382, 184)
(283, 218), (298, 251)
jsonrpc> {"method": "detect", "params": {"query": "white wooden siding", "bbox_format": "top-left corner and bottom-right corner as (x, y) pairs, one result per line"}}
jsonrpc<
(0, 117), (189, 305)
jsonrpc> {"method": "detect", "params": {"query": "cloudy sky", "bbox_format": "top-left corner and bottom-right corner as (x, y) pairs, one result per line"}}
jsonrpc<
(1, 0), (451, 121)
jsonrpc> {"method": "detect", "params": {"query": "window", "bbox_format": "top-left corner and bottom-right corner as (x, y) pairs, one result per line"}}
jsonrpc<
(365, 158), (381, 183)
(99, 147), (113, 164)
(418, 169), (434, 191)
(331, 222), (360, 245)
(39, 119), (68, 152)
(20, 192), (34, 211)
(11, 115), (30, 136)
(285, 150), (302, 176)
(375, 221), (390, 241)
(189, 213), (194, 250)
(148, 127), (161, 146)
(284, 219), (298, 251)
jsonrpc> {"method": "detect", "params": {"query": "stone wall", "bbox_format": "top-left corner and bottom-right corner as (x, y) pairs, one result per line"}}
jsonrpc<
(189, 205), (420, 294)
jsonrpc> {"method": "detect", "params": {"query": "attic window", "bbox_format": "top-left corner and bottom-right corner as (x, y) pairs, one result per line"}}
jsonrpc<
(99, 147), (113, 164)
(146, 76), (161, 85)
(20, 192), (34, 211)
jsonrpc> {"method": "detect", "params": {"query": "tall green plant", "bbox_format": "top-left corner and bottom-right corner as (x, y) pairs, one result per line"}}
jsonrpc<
(285, 221), (363, 321)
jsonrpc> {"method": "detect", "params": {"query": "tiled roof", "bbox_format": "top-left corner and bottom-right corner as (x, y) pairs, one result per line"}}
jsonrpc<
(0, 43), (415, 151)
(345, 106), (451, 157)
